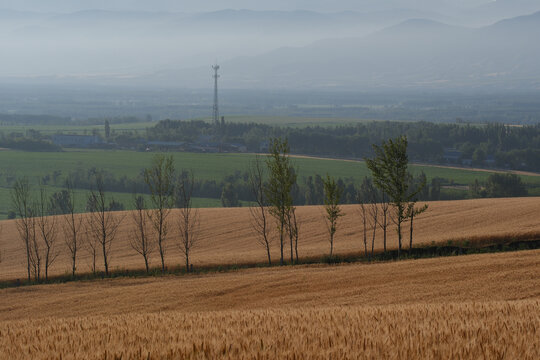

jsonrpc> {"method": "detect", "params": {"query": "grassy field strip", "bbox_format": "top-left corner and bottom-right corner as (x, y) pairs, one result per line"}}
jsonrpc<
(4, 149), (539, 219)
(2, 150), (539, 185)
(0, 185), (222, 218)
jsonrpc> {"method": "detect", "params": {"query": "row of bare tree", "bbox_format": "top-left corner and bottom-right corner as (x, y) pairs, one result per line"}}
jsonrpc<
(10, 154), (200, 282)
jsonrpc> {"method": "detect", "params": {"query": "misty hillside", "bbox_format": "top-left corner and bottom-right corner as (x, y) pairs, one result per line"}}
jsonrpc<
(148, 11), (540, 90)
(464, 0), (540, 25)
(0, 8), (454, 77)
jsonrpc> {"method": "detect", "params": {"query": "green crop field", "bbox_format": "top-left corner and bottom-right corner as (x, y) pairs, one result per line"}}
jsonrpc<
(0, 149), (538, 219)
(2, 149), (538, 184)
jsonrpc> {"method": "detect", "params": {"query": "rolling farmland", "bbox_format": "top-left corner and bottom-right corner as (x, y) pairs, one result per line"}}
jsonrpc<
(0, 197), (539, 280)
(1, 197), (538, 358)
(0, 250), (539, 359)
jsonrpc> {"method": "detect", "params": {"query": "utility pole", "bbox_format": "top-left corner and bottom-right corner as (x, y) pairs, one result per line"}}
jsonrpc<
(212, 64), (220, 126)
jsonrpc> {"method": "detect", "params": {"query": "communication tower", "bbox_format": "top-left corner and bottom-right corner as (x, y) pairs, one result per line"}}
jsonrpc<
(212, 64), (220, 126)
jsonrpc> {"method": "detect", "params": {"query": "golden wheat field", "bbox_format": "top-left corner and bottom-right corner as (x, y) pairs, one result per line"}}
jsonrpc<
(0, 250), (539, 359)
(1, 302), (538, 360)
(0, 197), (539, 280)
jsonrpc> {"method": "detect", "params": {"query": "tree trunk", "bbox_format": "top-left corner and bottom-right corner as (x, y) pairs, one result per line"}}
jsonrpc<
(102, 236), (109, 276)
(185, 252), (190, 273)
(409, 211), (414, 250)
(289, 233), (294, 264)
(45, 250), (50, 281)
(266, 245), (272, 266)
(144, 256), (149, 274)
(158, 219), (165, 272)
(72, 246), (77, 277)
(397, 218), (402, 258)
(383, 213), (387, 254)
(330, 232), (334, 257)
(363, 216), (368, 258)
(294, 237), (299, 264)
(26, 239), (31, 282)
(279, 222), (284, 266)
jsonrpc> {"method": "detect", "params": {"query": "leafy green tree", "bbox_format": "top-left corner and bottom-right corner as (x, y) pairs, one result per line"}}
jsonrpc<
(365, 136), (425, 257)
(486, 173), (527, 198)
(49, 190), (71, 215)
(265, 138), (297, 266)
(323, 175), (344, 258)
(221, 183), (240, 207)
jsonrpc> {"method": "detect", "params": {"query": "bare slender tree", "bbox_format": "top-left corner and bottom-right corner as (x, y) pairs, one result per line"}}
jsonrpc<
(11, 178), (33, 281)
(36, 186), (59, 281)
(86, 173), (123, 276)
(144, 154), (175, 273)
(130, 195), (154, 273)
(377, 191), (390, 254)
(367, 189), (379, 261)
(28, 210), (41, 281)
(289, 207), (300, 264)
(286, 205), (297, 263)
(358, 177), (374, 259)
(83, 218), (98, 275)
(323, 175), (344, 258)
(406, 203), (428, 250)
(176, 170), (199, 273)
(248, 155), (273, 265)
(62, 178), (83, 277)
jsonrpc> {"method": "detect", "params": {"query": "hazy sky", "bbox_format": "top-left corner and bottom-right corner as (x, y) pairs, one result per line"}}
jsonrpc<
(1, 0), (490, 13)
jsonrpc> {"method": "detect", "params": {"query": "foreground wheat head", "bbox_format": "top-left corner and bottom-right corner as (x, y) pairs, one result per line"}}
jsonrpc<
(1, 300), (538, 360)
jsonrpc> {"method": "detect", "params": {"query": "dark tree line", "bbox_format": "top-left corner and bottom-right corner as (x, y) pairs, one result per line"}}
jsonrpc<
(145, 120), (540, 171)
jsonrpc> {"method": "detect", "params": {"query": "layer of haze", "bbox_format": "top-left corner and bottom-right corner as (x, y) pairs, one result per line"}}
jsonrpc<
(1, 1), (489, 13)
(1, 0), (540, 90)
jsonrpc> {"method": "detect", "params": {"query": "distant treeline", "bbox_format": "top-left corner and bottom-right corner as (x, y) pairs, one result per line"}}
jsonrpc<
(2, 165), (525, 218)
(0, 114), (148, 126)
(2, 117), (540, 172)
(147, 120), (540, 172)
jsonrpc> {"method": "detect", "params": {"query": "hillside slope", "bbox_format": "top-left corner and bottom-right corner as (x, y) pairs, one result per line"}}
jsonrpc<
(0, 197), (539, 280)
(1, 250), (539, 358)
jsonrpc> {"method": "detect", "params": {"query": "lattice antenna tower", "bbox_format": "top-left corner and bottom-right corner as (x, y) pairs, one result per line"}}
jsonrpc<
(212, 64), (220, 126)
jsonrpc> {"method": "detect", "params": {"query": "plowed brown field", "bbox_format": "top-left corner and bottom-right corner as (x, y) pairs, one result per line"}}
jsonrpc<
(1, 197), (539, 280)
(1, 250), (539, 359)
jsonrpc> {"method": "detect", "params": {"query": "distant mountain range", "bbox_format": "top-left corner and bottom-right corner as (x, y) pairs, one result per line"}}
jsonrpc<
(144, 11), (540, 90)
(1, 6), (540, 90)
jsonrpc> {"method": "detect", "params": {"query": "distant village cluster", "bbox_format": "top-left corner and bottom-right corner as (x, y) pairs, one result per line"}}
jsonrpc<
(51, 133), (249, 154)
